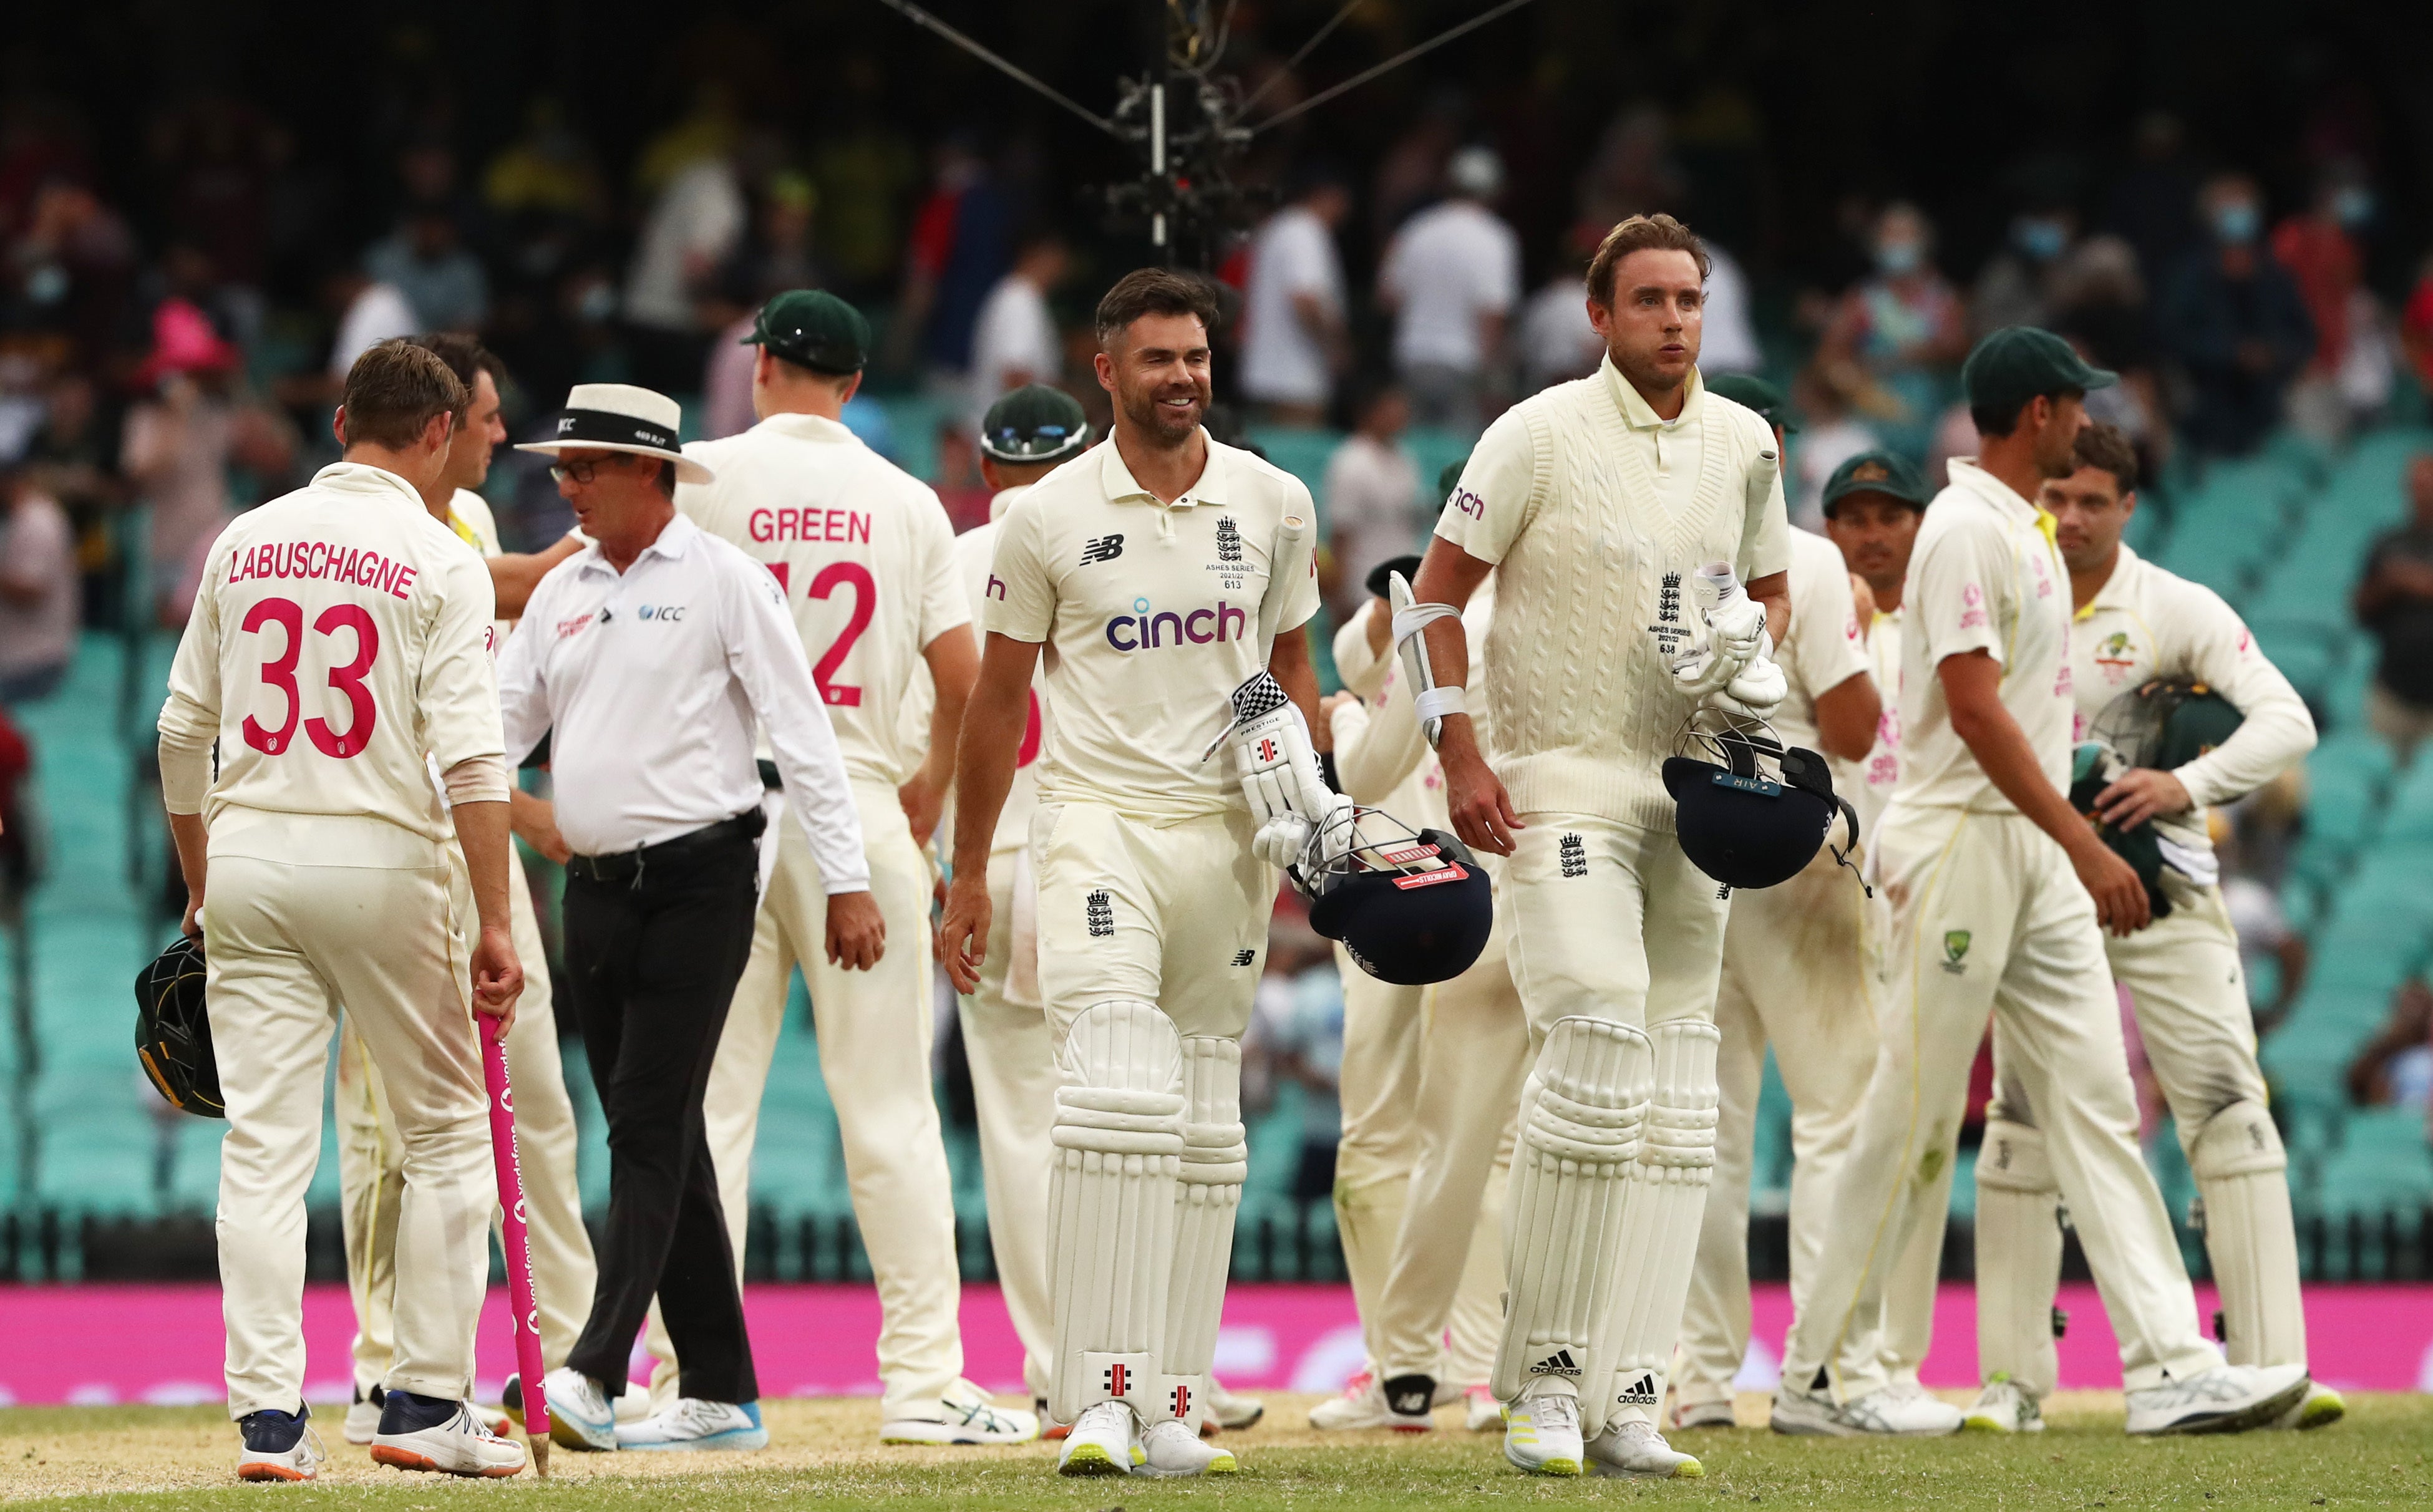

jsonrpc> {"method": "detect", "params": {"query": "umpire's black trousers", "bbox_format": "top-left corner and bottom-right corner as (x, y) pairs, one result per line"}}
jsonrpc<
(561, 816), (762, 1404)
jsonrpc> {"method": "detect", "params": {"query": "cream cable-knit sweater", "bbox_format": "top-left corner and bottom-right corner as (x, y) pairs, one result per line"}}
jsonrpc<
(1439, 362), (1789, 831)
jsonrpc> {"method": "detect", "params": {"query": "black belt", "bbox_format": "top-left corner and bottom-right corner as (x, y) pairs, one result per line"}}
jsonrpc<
(566, 810), (767, 886)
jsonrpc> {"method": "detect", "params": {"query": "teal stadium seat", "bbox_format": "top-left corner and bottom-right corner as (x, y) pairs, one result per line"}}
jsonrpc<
(2308, 1106), (2433, 1219)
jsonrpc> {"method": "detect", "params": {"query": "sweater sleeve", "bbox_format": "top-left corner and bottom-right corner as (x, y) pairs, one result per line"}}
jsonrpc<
(2166, 579), (2317, 808)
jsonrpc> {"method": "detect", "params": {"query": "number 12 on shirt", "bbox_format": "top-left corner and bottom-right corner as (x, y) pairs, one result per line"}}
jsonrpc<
(763, 560), (872, 709)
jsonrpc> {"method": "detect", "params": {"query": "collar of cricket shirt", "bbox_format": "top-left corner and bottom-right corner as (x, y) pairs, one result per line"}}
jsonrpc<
(1602, 355), (1706, 434)
(311, 461), (427, 511)
(575, 509), (699, 579)
(1099, 428), (1230, 510)
(757, 410), (859, 445)
(2076, 540), (2144, 621)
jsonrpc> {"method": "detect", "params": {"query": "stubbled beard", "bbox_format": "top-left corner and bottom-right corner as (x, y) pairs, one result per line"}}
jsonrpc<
(1125, 387), (1203, 443)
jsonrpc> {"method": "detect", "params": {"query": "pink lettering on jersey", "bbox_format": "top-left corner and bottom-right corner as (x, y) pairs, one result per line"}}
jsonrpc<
(750, 508), (875, 544)
(230, 540), (419, 600)
(985, 574), (1006, 601)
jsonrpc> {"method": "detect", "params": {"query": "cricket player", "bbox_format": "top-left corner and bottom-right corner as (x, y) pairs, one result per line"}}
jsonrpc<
(159, 341), (527, 1480)
(665, 291), (1027, 1445)
(940, 268), (1324, 1478)
(332, 332), (596, 1444)
(1407, 212), (1794, 1479)
(1670, 445), (1882, 1432)
(1769, 327), (2309, 1438)
(1964, 421), (2338, 1432)
(1814, 447), (1954, 1398)
(1312, 561), (1528, 1433)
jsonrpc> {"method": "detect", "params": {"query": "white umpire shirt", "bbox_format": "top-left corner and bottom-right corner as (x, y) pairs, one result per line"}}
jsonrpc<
(497, 510), (872, 893)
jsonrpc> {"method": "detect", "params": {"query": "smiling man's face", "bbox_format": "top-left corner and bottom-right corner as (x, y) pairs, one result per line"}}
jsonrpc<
(1098, 309), (1213, 448)
(1590, 248), (1704, 400)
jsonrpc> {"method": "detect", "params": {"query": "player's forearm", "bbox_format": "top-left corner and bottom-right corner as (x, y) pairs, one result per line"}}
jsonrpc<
(2177, 665), (2316, 809)
(920, 628), (980, 795)
(1950, 687), (2088, 853)
(167, 811), (209, 906)
(1746, 571), (1791, 649)
(449, 798), (514, 933)
(949, 674), (1026, 877)
(1812, 674), (1882, 764)
(1268, 628), (1326, 752)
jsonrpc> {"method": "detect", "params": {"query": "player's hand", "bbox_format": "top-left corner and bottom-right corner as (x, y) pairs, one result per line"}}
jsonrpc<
(2094, 767), (2192, 832)
(508, 790), (571, 865)
(180, 893), (203, 940)
(1440, 726), (1522, 856)
(825, 888), (886, 972)
(471, 923), (523, 1037)
(938, 872), (991, 994)
(2070, 836), (2152, 936)
(898, 770), (947, 848)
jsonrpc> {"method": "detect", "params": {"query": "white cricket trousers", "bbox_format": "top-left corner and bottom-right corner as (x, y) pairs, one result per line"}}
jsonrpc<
(1497, 813), (1728, 1432)
(956, 843), (1059, 1400)
(1370, 897), (1529, 1388)
(660, 782), (965, 1420)
(208, 840), (492, 1417)
(336, 856), (595, 1388)
(1778, 806), (2222, 1400)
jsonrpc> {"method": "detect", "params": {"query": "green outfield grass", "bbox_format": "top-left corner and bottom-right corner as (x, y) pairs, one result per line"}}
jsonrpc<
(1, 1392), (2424, 1509)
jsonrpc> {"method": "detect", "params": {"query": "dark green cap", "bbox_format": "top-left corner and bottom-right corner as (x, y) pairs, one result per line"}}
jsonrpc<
(744, 289), (870, 375)
(1821, 448), (1932, 516)
(1706, 374), (1799, 434)
(979, 384), (1091, 462)
(1962, 325), (2114, 425)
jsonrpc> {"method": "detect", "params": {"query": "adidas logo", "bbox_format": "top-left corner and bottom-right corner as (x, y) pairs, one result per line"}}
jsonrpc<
(1615, 1372), (1659, 1406)
(1085, 889), (1114, 938)
(1558, 833), (1586, 879)
(1527, 1349), (1581, 1378)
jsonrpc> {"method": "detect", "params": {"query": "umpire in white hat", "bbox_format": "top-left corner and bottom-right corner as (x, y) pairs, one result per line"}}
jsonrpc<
(498, 382), (883, 1451)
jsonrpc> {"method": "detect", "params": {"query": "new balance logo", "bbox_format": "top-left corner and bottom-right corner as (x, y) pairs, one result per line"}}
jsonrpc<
(1170, 1382), (1192, 1418)
(1231, 948), (1256, 967)
(1085, 890), (1115, 938)
(1215, 516), (1243, 563)
(1527, 1349), (1581, 1378)
(1081, 533), (1125, 565)
(1559, 833), (1587, 878)
(1615, 1373), (1659, 1406)
(1382, 1374), (1435, 1416)
(1104, 1362), (1130, 1397)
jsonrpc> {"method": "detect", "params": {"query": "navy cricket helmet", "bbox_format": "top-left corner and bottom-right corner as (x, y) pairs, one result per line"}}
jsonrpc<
(1297, 808), (1493, 986)
(1663, 715), (1860, 891)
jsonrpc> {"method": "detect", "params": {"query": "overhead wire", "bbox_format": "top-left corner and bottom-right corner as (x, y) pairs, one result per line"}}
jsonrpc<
(869, 0), (1119, 136)
(1230, 0), (1364, 121)
(1248, 0), (1547, 135)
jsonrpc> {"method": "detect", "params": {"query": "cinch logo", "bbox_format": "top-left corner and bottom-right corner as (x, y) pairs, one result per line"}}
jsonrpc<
(634, 604), (687, 622)
(1104, 598), (1246, 651)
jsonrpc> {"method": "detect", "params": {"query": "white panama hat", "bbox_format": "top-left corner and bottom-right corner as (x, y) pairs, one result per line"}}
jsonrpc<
(516, 382), (715, 485)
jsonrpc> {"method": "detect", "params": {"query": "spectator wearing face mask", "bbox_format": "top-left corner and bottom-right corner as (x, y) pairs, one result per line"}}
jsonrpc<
(2160, 174), (2314, 456)
(1814, 202), (1967, 462)
(2272, 166), (2393, 440)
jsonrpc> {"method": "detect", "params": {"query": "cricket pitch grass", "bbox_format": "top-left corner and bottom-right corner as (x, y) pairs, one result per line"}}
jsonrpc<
(0, 1391), (2422, 1508)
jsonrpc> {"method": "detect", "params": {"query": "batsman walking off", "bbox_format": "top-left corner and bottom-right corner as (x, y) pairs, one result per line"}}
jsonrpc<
(1407, 212), (1794, 1479)
(941, 268), (1325, 1479)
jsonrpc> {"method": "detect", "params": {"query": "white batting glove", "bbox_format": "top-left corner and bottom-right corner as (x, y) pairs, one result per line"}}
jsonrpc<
(1227, 673), (1351, 870)
(1711, 637), (1787, 719)
(1706, 592), (1768, 660)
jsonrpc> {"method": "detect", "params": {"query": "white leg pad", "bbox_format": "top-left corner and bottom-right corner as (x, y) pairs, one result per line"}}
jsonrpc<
(1490, 1017), (1651, 1425)
(1048, 1000), (1185, 1425)
(1974, 1120), (2063, 1398)
(2188, 1101), (2305, 1368)
(1598, 1020), (1720, 1433)
(1160, 1036), (1246, 1427)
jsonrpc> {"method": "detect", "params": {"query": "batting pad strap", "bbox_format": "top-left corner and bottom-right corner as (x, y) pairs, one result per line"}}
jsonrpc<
(1976, 1120), (2059, 1193)
(1390, 598), (1463, 646)
(1178, 1121), (1249, 1185)
(2188, 1100), (2286, 1180)
(1639, 1021), (1720, 1169)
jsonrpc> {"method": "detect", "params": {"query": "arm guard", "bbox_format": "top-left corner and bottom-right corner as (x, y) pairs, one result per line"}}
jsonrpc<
(1387, 570), (1465, 749)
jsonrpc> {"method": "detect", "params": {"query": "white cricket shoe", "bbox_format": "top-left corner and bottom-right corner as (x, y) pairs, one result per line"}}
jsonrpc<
(1587, 1418), (1704, 1478)
(1963, 1374), (2045, 1433)
(343, 1385), (383, 1445)
(2125, 1362), (2309, 1436)
(1204, 1374), (1264, 1432)
(235, 1409), (326, 1482)
(541, 1367), (619, 1451)
(2275, 1382), (2345, 1430)
(1133, 1417), (1238, 1478)
(881, 1384), (1037, 1445)
(1770, 1379), (1963, 1436)
(1502, 1384), (1584, 1476)
(1056, 1399), (1140, 1476)
(1668, 1392), (1738, 1430)
(371, 1400), (527, 1476)
(1309, 1369), (1437, 1431)
(615, 1398), (767, 1451)
(1464, 1385), (1503, 1432)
